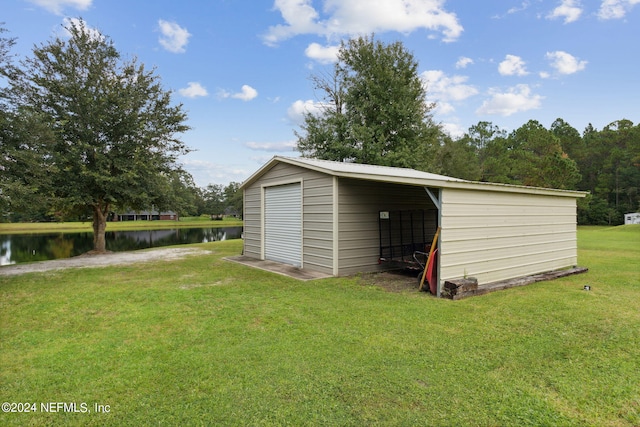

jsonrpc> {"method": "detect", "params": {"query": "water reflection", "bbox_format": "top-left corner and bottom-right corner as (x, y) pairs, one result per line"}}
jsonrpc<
(0, 227), (242, 266)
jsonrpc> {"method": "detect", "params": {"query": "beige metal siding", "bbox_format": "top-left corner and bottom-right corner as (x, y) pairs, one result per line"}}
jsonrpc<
(440, 188), (578, 285)
(337, 179), (438, 275)
(243, 184), (262, 259)
(242, 163), (334, 274)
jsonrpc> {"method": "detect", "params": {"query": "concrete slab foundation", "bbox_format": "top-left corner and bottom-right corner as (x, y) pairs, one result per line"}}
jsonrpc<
(224, 256), (332, 281)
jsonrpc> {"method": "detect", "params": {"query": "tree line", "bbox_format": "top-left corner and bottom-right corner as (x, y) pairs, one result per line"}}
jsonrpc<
(296, 36), (639, 225)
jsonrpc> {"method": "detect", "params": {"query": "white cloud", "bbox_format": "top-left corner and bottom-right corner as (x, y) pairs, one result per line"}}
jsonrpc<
(547, 0), (583, 23)
(245, 140), (297, 152)
(219, 85), (259, 101)
(27, 0), (91, 15)
(181, 158), (250, 187)
(305, 43), (340, 64)
(546, 51), (587, 74)
(178, 82), (208, 98)
(234, 85), (258, 101)
(263, 0), (323, 46)
(422, 70), (478, 101)
(62, 17), (102, 40)
(508, 1), (531, 15)
(598, 0), (640, 19)
(158, 20), (191, 53)
(476, 84), (543, 116)
(498, 54), (528, 76)
(264, 0), (463, 45)
(492, 2), (531, 19)
(455, 56), (474, 69)
(287, 99), (327, 124)
(440, 121), (465, 138)
(421, 70), (478, 116)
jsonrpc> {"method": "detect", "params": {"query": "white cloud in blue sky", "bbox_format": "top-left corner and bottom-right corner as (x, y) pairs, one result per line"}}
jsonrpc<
(598, 0), (640, 19)
(545, 51), (588, 75)
(422, 70), (479, 115)
(218, 85), (259, 102)
(178, 82), (208, 99)
(304, 43), (339, 64)
(264, 0), (463, 45)
(547, 0), (583, 23)
(157, 20), (190, 53)
(27, 0), (91, 15)
(498, 55), (529, 77)
(476, 84), (544, 117)
(455, 57), (474, 69)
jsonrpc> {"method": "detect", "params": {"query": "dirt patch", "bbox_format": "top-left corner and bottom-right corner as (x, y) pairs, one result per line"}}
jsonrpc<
(358, 270), (428, 293)
(0, 247), (212, 277)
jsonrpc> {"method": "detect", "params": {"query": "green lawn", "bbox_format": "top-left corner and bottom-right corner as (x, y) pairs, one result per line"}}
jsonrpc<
(1, 226), (639, 426)
(0, 216), (242, 235)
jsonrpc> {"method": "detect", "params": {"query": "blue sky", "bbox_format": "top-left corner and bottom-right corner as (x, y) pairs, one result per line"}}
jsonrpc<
(3, 0), (639, 187)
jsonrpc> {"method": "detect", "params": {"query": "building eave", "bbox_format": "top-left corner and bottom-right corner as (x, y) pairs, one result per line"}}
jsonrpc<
(241, 156), (588, 198)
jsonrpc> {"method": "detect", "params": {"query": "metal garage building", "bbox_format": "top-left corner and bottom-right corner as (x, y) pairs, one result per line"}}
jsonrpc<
(241, 156), (587, 295)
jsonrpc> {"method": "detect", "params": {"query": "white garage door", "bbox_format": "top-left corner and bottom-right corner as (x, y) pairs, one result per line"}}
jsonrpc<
(265, 183), (302, 267)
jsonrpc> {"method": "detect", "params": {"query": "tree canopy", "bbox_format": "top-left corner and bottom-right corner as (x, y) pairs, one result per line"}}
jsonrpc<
(296, 35), (440, 170)
(8, 20), (191, 250)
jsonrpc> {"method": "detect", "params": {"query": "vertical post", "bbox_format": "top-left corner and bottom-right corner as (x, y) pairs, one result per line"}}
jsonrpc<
(409, 210), (415, 254)
(421, 209), (426, 251)
(388, 211), (393, 259)
(378, 211), (383, 259)
(423, 187), (442, 297)
(398, 210), (404, 261)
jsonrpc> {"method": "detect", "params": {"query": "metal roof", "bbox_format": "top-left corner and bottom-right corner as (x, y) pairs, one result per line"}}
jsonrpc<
(242, 156), (587, 198)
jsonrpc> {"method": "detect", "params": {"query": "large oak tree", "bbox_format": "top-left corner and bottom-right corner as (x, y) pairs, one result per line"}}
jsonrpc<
(20, 19), (191, 251)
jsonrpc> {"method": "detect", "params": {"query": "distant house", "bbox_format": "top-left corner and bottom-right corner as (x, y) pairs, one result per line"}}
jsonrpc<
(113, 210), (179, 221)
(625, 213), (640, 225)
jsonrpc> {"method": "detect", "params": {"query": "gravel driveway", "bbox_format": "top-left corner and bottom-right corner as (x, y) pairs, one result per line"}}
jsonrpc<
(0, 247), (212, 276)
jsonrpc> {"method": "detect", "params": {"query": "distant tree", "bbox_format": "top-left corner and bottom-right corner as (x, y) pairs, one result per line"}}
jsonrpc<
(550, 118), (583, 162)
(446, 121), (508, 181)
(201, 182), (243, 218)
(296, 35), (440, 170)
(481, 120), (581, 189)
(436, 134), (482, 181)
(481, 135), (516, 184)
(203, 184), (225, 216)
(223, 182), (243, 217)
(17, 19), (190, 250)
(583, 120), (640, 223)
(160, 170), (201, 217)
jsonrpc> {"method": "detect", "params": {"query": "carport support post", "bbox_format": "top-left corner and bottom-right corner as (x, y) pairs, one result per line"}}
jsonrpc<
(424, 187), (442, 298)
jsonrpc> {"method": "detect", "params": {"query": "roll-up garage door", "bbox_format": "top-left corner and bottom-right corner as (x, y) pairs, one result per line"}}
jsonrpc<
(265, 183), (302, 267)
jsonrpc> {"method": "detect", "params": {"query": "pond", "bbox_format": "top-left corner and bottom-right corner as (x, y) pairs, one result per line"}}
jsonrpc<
(0, 227), (243, 266)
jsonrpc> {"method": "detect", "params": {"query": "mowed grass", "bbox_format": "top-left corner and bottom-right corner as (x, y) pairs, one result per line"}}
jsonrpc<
(1, 226), (638, 426)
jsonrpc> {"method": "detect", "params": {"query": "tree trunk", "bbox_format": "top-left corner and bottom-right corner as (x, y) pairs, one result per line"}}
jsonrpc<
(92, 203), (109, 253)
